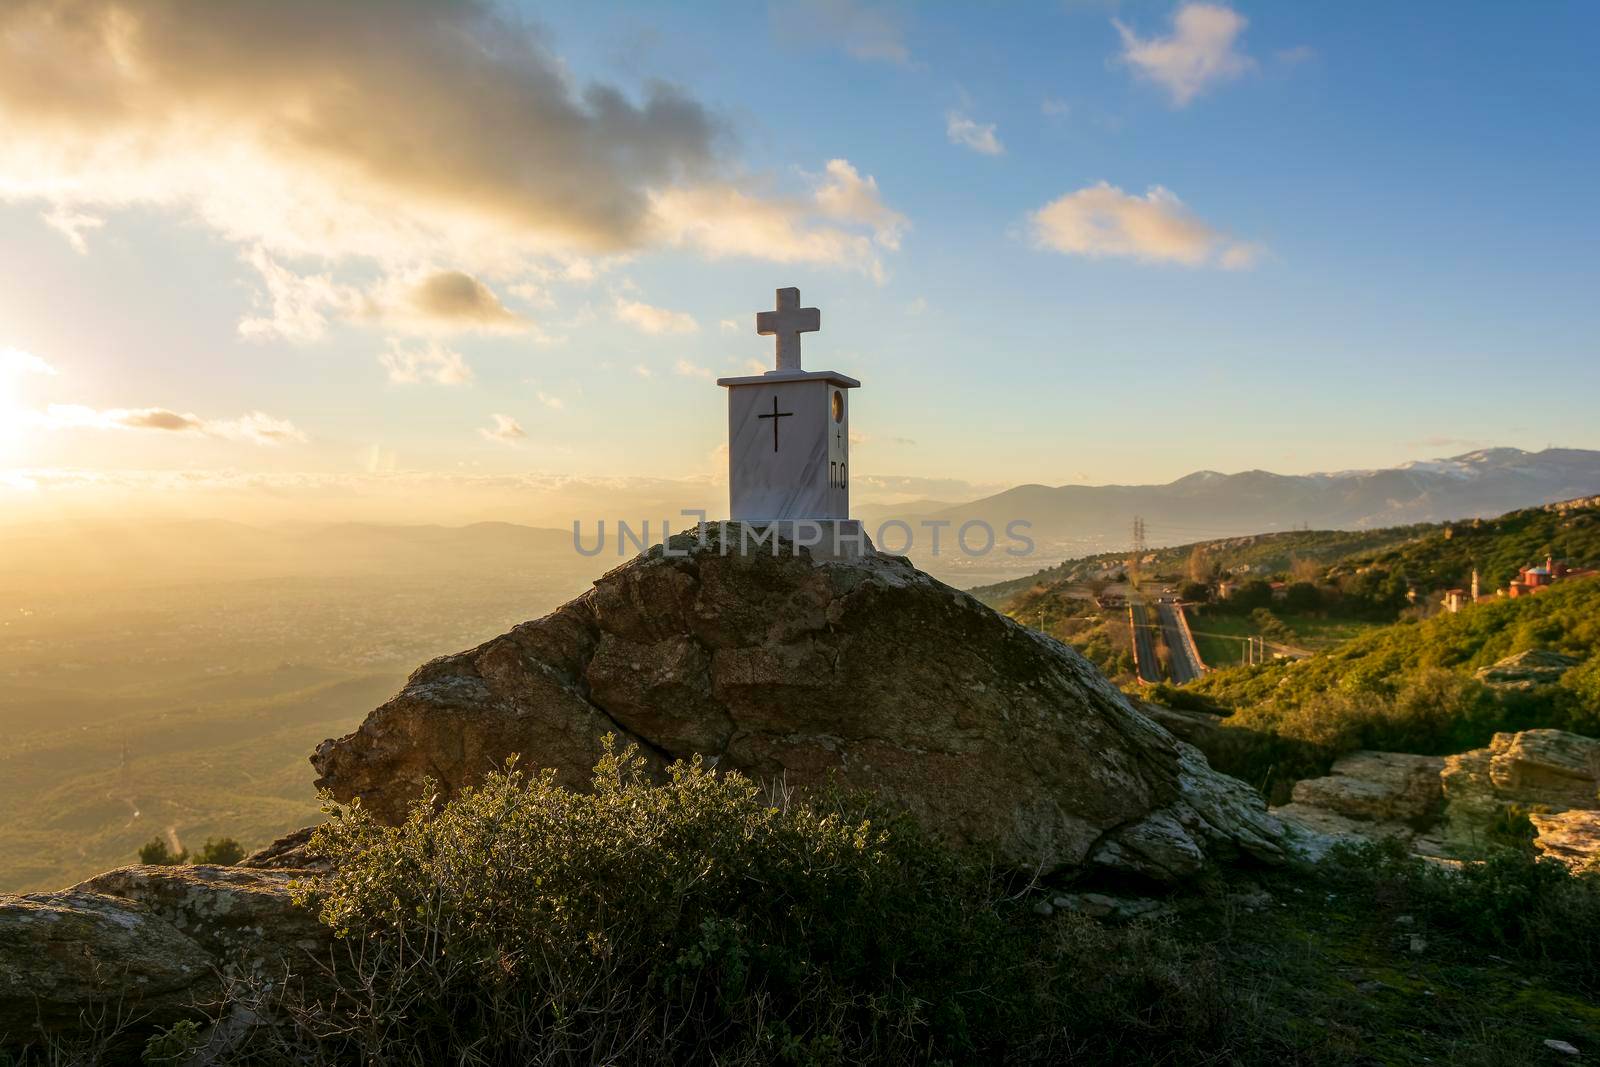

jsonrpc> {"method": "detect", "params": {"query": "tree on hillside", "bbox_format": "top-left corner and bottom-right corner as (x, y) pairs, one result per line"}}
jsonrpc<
(1231, 580), (1274, 611)
(1340, 567), (1410, 617)
(196, 837), (245, 865)
(1283, 582), (1322, 613)
(137, 835), (245, 866)
(1290, 556), (1322, 584)
(139, 838), (188, 865)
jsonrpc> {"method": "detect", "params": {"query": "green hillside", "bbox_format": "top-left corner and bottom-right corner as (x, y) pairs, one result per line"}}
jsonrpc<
(970, 524), (1437, 606)
(975, 495), (1600, 607)
(1169, 576), (1600, 797)
(1336, 495), (1600, 592)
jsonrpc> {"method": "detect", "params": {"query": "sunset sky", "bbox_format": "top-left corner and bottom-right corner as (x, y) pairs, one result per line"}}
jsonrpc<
(1, 1), (1596, 527)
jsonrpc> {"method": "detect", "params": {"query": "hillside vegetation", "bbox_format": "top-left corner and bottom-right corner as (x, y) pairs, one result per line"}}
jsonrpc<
(1342, 495), (1600, 591)
(971, 524), (1433, 606)
(83, 755), (1600, 1066)
(1169, 576), (1600, 793)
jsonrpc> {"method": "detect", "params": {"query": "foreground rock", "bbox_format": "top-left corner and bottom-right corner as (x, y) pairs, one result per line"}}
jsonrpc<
(1271, 729), (1600, 864)
(1530, 810), (1600, 871)
(314, 532), (1291, 881)
(1272, 751), (1448, 858)
(0, 889), (213, 1041)
(1442, 729), (1600, 853)
(0, 865), (328, 1048)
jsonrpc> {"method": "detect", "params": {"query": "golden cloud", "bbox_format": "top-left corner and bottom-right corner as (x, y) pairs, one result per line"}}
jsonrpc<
(0, 1), (905, 328)
(1029, 182), (1262, 269)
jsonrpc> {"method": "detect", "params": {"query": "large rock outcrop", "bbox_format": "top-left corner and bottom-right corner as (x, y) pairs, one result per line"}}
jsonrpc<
(1442, 729), (1600, 853)
(0, 865), (327, 1049)
(1530, 810), (1600, 871)
(1272, 751), (1448, 858)
(313, 533), (1291, 881)
(1272, 730), (1600, 864)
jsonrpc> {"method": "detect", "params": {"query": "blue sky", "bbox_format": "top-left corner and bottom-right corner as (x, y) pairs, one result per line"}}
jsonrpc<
(0, 1), (1595, 524)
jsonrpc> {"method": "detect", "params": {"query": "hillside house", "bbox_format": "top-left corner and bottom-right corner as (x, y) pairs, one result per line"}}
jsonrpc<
(1505, 556), (1598, 599)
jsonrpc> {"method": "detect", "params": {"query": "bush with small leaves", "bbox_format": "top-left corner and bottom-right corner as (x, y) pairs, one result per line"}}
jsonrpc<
(292, 738), (1240, 1065)
(137, 838), (187, 865)
(194, 837), (245, 865)
(141, 1019), (203, 1065)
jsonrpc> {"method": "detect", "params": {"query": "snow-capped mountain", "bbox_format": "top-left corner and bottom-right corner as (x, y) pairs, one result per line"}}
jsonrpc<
(863, 448), (1600, 551)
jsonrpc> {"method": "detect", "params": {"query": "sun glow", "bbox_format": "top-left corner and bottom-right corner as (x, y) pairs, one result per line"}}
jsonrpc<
(0, 346), (53, 460)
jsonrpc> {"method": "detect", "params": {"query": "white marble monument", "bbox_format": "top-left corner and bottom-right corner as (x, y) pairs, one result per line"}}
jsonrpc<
(718, 288), (860, 528)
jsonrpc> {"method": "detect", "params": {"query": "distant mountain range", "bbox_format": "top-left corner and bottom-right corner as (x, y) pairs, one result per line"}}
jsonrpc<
(861, 449), (1600, 562)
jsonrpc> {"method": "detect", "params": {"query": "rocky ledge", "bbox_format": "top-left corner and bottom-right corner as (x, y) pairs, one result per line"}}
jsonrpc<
(0, 861), (326, 1048)
(1272, 726), (1600, 866)
(313, 530), (1292, 881)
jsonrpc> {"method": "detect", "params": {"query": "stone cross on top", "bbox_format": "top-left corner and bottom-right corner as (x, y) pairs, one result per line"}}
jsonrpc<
(756, 286), (820, 371)
(718, 287), (860, 524)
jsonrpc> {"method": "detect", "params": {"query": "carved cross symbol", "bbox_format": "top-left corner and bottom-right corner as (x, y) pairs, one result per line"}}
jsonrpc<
(757, 395), (793, 452)
(755, 287), (819, 371)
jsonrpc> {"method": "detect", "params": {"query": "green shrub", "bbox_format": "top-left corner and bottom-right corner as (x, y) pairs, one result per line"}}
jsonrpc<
(1323, 838), (1600, 986)
(138, 838), (187, 865)
(289, 739), (1255, 1065)
(1176, 578), (1600, 788)
(137, 835), (244, 866)
(194, 837), (245, 865)
(297, 740), (1043, 1064)
(141, 1019), (203, 1065)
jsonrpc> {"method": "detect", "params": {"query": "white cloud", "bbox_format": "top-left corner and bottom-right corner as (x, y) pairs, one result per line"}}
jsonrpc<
(945, 111), (1004, 155)
(774, 0), (911, 65)
(211, 411), (310, 446)
(536, 391), (565, 410)
(1218, 241), (1266, 270)
(633, 364), (653, 378)
(239, 254), (535, 343)
(813, 159), (909, 250)
(28, 405), (306, 445)
(480, 414), (527, 444)
(1029, 181), (1262, 268)
(650, 157), (905, 281)
(41, 206), (104, 253)
(615, 298), (699, 335)
(0, 347), (56, 377)
(380, 340), (474, 386)
(236, 248), (360, 343)
(1115, 3), (1254, 107)
(1041, 97), (1071, 118)
(675, 359), (713, 380)
(719, 318), (740, 333)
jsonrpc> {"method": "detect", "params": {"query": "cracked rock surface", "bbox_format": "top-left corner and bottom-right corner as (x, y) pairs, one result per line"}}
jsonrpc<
(313, 532), (1289, 880)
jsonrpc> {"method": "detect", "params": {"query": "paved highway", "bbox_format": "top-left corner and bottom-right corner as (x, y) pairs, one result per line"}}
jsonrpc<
(1156, 601), (1205, 683)
(1129, 602), (1163, 684)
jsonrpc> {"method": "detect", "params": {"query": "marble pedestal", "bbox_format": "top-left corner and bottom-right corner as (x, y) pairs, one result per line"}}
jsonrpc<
(718, 369), (858, 522)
